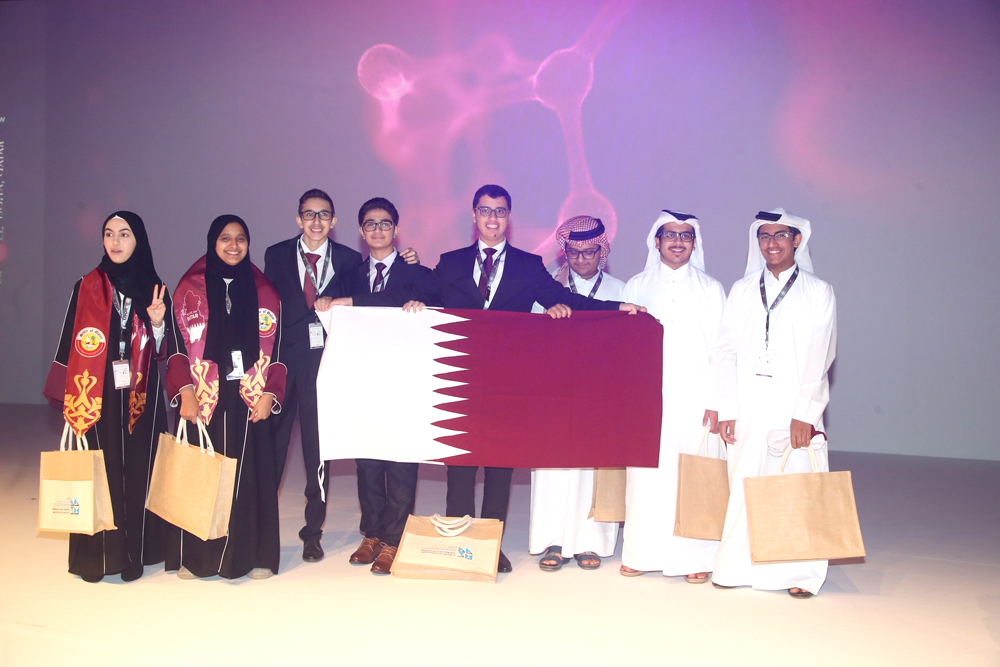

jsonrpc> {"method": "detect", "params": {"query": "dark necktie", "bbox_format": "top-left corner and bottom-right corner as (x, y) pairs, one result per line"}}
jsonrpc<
(478, 248), (496, 300)
(373, 262), (387, 293)
(303, 252), (320, 309)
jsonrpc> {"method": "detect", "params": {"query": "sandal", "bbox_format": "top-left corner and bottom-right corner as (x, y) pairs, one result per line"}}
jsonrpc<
(574, 552), (601, 570)
(684, 572), (710, 584)
(620, 565), (650, 577)
(788, 587), (814, 599)
(538, 545), (571, 572)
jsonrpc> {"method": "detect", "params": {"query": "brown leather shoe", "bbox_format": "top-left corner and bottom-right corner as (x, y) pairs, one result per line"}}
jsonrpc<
(370, 545), (397, 575)
(349, 537), (383, 565)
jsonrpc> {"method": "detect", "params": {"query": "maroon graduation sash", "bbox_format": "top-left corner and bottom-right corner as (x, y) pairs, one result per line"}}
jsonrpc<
(64, 269), (154, 437)
(174, 257), (279, 424)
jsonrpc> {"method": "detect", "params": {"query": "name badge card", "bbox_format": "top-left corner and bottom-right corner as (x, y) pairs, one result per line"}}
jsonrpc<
(227, 350), (245, 380)
(309, 322), (325, 349)
(112, 360), (131, 389)
(755, 346), (775, 378)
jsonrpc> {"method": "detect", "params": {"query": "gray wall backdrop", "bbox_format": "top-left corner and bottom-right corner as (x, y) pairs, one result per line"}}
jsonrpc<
(1, 0), (998, 459)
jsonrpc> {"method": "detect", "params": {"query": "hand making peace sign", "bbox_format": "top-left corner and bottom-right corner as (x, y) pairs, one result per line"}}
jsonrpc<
(147, 283), (166, 327)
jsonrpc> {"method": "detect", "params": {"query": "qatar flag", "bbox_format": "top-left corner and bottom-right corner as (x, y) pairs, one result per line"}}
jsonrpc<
(316, 307), (662, 468)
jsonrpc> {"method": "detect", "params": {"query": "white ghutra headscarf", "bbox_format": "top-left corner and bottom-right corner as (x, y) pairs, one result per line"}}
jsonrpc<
(744, 207), (814, 277)
(644, 209), (705, 272)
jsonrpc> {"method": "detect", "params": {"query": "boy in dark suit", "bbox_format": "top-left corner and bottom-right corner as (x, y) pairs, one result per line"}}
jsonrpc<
(264, 189), (417, 564)
(341, 197), (431, 574)
(335, 184), (644, 573)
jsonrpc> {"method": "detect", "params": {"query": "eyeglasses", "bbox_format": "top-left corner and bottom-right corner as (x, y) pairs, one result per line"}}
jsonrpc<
(658, 231), (696, 243)
(757, 231), (793, 243)
(475, 206), (509, 219)
(362, 221), (394, 232)
(566, 248), (600, 260)
(300, 210), (333, 221)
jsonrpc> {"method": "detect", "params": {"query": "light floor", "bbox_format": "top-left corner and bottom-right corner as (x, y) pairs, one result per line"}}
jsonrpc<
(1, 403), (998, 667)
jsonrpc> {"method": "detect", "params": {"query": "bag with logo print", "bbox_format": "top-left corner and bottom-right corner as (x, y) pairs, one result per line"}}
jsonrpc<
(391, 514), (502, 583)
(38, 423), (117, 535)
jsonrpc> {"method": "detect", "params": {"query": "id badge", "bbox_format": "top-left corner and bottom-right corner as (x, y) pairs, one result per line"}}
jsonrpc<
(226, 350), (245, 380)
(309, 321), (325, 349)
(755, 346), (775, 377)
(112, 359), (131, 389)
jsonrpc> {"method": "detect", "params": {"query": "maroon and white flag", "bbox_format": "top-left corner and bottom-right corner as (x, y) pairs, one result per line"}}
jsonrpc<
(316, 307), (663, 468)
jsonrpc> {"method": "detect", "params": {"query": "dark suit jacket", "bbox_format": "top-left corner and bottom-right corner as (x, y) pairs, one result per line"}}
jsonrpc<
(264, 237), (363, 375)
(354, 242), (621, 313)
(348, 253), (432, 299)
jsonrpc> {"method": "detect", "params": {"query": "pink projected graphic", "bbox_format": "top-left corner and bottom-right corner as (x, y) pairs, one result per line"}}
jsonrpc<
(357, 1), (633, 264)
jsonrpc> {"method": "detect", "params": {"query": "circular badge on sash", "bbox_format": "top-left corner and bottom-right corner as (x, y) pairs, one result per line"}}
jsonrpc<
(75, 327), (107, 358)
(258, 308), (277, 337)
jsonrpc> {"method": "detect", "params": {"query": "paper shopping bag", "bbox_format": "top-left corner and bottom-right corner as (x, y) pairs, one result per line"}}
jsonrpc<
(744, 443), (865, 564)
(588, 468), (627, 522)
(673, 427), (729, 541)
(38, 423), (117, 535)
(146, 419), (236, 541)
(391, 514), (503, 583)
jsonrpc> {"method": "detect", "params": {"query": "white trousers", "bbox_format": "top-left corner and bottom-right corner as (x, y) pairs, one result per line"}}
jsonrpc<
(529, 469), (618, 557)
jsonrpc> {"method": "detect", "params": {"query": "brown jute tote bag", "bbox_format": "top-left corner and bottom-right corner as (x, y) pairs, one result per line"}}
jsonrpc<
(673, 427), (730, 540)
(146, 418), (236, 541)
(744, 442), (865, 564)
(391, 514), (502, 583)
(38, 423), (117, 535)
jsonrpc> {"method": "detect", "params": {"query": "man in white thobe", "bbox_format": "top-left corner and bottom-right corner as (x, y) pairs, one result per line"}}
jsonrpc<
(529, 215), (624, 571)
(620, 210), (727, 582)
(713, 208), (837, 598)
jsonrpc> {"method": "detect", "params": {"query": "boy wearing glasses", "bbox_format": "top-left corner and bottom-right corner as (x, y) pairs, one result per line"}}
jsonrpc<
(713, 209), (837, 598)
(528, 216), (626, 573)
(340, 197), (431, 575)
(264, 189), (416, 564)
(619, 210), (727, 583)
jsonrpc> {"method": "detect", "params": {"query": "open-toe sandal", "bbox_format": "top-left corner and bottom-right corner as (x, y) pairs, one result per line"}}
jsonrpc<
(574, 551), (601, 570)
(539, 545), (571, 572)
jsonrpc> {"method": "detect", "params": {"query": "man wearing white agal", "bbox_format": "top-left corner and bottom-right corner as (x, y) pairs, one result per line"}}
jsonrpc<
(528, 215), (625, 572)
(619, 210), (726, 582)
(713, 209), (837, 598)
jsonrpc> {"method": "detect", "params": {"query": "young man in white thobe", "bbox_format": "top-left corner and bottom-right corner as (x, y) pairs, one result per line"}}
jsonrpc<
(713, 208), (837, 598)
(528, 215), (625, 571)
(619, 210), (727, 582)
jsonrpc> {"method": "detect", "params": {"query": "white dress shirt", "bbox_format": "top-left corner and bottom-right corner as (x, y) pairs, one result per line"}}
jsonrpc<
(471, 239), (507, 309)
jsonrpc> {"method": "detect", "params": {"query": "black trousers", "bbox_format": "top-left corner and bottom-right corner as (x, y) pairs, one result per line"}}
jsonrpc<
(445, 466), (513, 525)
(272, 366), (330, 541)
(355, 458), (419, 547)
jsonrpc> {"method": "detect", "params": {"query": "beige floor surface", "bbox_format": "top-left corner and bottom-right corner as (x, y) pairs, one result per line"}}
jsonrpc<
(1, 404), (998, 667)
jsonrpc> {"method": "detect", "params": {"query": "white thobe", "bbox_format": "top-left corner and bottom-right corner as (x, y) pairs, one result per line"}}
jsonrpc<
(712, 264), (837, 594)
(620, 261), (727, 575)
(528, 269), (625, 558)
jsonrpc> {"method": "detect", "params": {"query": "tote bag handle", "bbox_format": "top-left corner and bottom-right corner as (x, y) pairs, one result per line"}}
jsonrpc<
(429, 513), (474, 536)
(696, 425), (727, 461)
(176, 418), (216, 455)
(60, 421), (90, 451)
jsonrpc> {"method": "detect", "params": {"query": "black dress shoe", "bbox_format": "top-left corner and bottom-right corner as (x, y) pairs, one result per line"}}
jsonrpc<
(302, 537), (324, 563)
(81, 573), (104, 583)
(497, 550), (512, 574)
(121, 564), (144, 582)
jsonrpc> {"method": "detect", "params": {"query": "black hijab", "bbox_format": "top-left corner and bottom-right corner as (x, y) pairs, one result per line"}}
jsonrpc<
(203, 214), (259, 368)
(98, 211), (162, 324)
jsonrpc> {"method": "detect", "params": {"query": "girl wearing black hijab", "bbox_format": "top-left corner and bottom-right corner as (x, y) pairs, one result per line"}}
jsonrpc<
(44, 211), (177, 582)
(166, 215), (286, 580)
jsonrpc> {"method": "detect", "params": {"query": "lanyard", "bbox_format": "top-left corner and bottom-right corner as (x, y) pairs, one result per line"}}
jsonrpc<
(568, 270), (603, 298)
(759, 265), (799, 348)
(475, 245), (507, 305)
(112, 290), (132, 358)
(299, 241), (332, 295)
